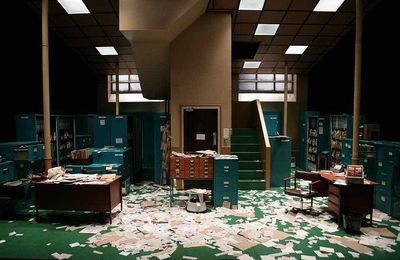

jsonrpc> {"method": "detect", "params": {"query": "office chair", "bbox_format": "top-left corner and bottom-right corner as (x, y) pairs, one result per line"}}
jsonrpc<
(284, 170), (323, 215)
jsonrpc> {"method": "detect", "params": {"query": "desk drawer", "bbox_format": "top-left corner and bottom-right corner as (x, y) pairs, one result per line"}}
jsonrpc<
(0, 162), (15, 184)
(328, 193), (340, 206)
(328, 184), (340, 196)
(214, 178), (238, 193)
(328, 201), (340, 215)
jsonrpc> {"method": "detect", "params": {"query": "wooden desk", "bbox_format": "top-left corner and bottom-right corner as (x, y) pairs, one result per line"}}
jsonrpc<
(35, 176), (122, 224)
(320, 173), (378, 226)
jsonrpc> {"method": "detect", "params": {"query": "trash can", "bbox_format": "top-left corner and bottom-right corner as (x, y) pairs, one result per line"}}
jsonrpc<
(342, 214), (362, 234)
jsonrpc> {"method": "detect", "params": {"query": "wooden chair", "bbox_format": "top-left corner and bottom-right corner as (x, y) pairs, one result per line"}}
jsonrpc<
(283, 170), (323, 214)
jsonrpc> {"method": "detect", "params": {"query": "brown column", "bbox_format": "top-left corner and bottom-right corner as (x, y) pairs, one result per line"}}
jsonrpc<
(352, 0), (363, 165)
(283, 62), (288, 136)
(42, 0), (52, 173)
(115, 62), (120, 115)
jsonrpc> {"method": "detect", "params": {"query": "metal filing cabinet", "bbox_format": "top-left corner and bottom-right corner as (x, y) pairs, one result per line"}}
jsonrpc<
(13, 143), (44, 162)
(374, 142), (400, 219)
(110, 116), (128, 147)
(213, 156), (239, 208)
(0, 161), (15, 184)
(91, 147), (133, 166)
(93, 116), (112, 148)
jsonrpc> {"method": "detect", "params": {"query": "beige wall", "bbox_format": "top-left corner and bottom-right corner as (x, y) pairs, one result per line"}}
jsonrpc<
(170, 13), (231, 154)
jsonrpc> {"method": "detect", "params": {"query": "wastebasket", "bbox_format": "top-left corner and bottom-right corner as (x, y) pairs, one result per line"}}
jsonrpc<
(342, 213), (362, 234)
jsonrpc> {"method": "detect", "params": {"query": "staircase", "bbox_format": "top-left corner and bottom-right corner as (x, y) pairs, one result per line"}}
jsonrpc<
(231, 128), (266, 190)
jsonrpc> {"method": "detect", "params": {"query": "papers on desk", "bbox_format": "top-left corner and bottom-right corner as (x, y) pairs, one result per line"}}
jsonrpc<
(333, 179), (347, 185)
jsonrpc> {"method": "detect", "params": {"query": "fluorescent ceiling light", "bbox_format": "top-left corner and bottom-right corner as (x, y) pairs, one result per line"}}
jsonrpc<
(243, 61), (261, 68)
(255, 24), (280, 35)
(285, 45), (308, 55)
(96, 46), (118, 56)
(313, 0), (345, 12)
(57, 0), (90, 14)
(239, 0), (265, 11)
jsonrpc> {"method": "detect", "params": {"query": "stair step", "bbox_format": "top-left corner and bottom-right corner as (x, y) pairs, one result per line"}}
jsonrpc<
(232, 152), (260, 161)
(239, 160), (264, 170)
(239, 170), (265, 180)
(231, 136), (258, 144)
(231, 143), (259, 152)
(232, 128), (256, 136)
(238, 180), (266, 190)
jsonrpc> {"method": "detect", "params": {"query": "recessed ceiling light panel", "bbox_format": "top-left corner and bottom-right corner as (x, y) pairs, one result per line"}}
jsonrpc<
(96, 46), (118, 56)
(313, 0), (345, 12)
(243, 61), (261, 68)
(255, 24), (280, 35)
(239, 0), (265, 11)
(285, 45), (308, 55)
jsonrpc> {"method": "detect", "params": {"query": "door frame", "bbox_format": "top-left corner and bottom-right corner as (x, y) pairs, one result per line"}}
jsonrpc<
(180, 105), (221, 153)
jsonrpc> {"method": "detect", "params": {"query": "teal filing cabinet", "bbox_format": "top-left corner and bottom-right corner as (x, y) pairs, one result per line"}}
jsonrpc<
(93, 116), (111, 148)
(264, 112), (281, 136)
(0, 161), (15, 184)
(213, 156), (239, 208)
(269, 136), (291, 187)
(110, 116), (128, 147)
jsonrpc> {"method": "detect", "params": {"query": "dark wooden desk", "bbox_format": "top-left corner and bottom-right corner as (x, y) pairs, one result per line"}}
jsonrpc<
(35, 176), (122, 224)
(320, 173), (378, 226)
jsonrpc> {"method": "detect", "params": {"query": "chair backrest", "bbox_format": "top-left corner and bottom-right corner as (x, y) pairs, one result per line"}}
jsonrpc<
(295, 170), (320, 182)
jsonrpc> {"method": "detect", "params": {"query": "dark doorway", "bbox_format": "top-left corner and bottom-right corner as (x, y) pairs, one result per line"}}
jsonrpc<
(183, 107), (219, 153)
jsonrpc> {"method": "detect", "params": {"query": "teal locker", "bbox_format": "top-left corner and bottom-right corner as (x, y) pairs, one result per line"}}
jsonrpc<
(16, 115), (37, 142)
(93, 115), (111, 148)
(110, 116), (128, 147)
(270, 136), (291, 187)
(264, 112), (281, 136)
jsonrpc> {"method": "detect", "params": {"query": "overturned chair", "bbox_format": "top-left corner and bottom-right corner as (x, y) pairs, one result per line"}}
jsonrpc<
(284, 170), (326, 215)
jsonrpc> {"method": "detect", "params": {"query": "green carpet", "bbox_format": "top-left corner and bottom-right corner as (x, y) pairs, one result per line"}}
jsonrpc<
(0, 185), (399, 259)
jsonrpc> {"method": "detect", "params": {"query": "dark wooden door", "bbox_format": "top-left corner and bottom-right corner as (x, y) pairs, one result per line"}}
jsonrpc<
(184, 108), (218, 153)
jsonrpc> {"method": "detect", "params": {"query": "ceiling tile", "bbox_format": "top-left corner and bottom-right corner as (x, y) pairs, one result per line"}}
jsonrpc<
(103, 26), (123, 37)
(292, 62), (313, 69)
(110, 0), (119, 11)
(260, 61), (277, 68)
(330, 12), (355, 25)
(306, 46), (325, 54)
(292, 35), (314, 45)
(275, 61), (296, 67)
(86, 56), (105, 63)
(264, 0), (291, 10)
(96, 63), (112, 69)
(257, 45), (268, 54)
(253, 35), (273, 44)
(298, 54), (319, 62)
(84, 0), (115, 13)
(338, 0), (355, 12)
(319, 25), (344, 36)
(312, 36), (335, 46)
(50, 15), (74, 27)
(298, 25), (323, 35)
(234, 24), (257, 34)
(257, 68), (274, 73)
(259, 11), (285, 23)
(111, 36), (131, 46)
(263, 54), (285, 61)
(91, 37), (112, 46)
(115, 46), (133, 55)
(236, 11), (261, 23)
(72, 15), (98, 26)
(241, 68), (258, 73)
(282, 55), (302, 61)
(232, 35), (253, 41)
(283, 12), (310, 24)
(272, 36), (294, 45)
(69, 38), (92, 47)
(266, 45), (288, 54)
(104, 56), (119, 63)
(81, 26), (106, 37)
(276, 24), (301, 35)
(305, 13), (333, 24)
(58, 27), (85, 38)
(254, 54), (264, 60)
(49, 1), (67, 14)
(77, 47), (99, 56)
(94, 13), (118, 26)
(290, 0), (319, 11)
(214, 0), (240, 10)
